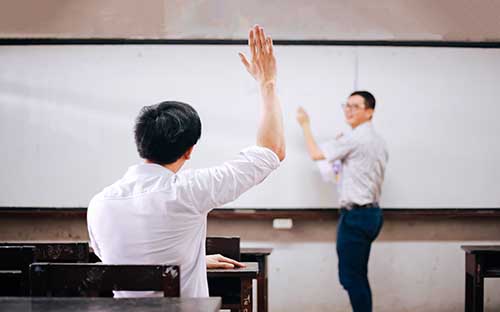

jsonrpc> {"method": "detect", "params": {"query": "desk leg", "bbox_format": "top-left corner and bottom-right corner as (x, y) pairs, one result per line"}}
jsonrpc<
(241, 278), (252, 312)
(259, 275), (268, 312)
(254, 255), (268, 312)
(465, 254), (483, 312)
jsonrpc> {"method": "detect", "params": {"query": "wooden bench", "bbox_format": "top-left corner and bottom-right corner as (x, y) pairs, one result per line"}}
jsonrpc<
(0, 246), (35, 296)
(29, 263), (180, 297)
(0, 242), (90, 296)
(89, 237), (258, 311)
(1, 241), (89, 262)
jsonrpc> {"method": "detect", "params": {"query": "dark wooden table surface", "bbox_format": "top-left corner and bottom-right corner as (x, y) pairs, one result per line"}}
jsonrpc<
(206, 262), (258, 277)
(0, 297), (221, 312)
(462, 245), (500, 253)
(241, 248), (273, 256)
(0, 241), (89, 262)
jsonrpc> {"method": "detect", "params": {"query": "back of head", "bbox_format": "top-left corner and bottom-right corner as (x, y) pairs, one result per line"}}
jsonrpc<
(134, 101), (202, 165)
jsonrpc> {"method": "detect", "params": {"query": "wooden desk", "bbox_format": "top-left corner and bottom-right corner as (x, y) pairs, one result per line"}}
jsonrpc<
(207, 262), (258, 312)
(461, 245), (500, 312)
(0, 297), (221, 312)
(1, 241), (89, 262)
(241, 248), (272, 312)
(0, 246), (35, 296)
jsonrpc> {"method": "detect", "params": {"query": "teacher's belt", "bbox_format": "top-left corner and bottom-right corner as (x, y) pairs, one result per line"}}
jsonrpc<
(341, 202), (379, 210)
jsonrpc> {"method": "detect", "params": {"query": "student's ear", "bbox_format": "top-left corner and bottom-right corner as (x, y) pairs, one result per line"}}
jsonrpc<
(183, 146), (195, 160)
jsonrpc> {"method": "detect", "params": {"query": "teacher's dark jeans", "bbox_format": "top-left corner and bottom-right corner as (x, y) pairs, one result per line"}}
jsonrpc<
(337, 205), (383, 312)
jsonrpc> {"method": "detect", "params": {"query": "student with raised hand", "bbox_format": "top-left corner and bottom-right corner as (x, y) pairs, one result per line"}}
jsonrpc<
(297, 91), (388, 312)
(87, 25), (284, 298)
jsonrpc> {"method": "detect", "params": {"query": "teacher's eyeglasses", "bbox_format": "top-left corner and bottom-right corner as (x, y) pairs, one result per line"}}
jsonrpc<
(341, 102), (364, 111)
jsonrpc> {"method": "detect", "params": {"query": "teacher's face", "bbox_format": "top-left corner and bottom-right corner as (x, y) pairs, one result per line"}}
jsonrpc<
(343, 95), (374, 128)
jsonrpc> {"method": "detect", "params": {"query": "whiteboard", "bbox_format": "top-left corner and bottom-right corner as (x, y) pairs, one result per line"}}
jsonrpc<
(0, 44), (499, 208)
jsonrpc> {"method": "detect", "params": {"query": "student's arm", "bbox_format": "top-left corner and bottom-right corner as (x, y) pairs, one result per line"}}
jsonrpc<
(297, 107), (354, 162)
(179, 146), (280, 212)
(177, 26), (283, 213)
(296, 107), (326, 160)
(239, 25), (285, 161)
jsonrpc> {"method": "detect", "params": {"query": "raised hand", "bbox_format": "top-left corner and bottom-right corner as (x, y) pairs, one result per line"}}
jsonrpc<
(239, 25), (276, 86)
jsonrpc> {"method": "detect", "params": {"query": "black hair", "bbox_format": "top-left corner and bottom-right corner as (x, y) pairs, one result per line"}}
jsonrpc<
(134, 101), (201, 165)
(350, 91), (376, 110)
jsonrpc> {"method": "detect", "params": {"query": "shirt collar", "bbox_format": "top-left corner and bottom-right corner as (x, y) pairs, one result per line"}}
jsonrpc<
(123, 163), (175, 179)
(353, 120), (373, 132)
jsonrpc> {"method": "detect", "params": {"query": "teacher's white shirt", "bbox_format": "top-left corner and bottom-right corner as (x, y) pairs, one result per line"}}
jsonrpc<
(318, 121), (388, 207)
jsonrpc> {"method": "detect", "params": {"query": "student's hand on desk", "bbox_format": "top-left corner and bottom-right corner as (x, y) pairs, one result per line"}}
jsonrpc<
(239, 24), (276, 87)
(296, 107), (310, 127)
(206, 254), (246, 269)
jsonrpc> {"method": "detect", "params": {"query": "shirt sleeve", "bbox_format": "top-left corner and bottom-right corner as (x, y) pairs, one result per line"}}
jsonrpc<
(177, 146), (280, 213)
(315, 160), (336, 183)
(319, 135), (356, 163)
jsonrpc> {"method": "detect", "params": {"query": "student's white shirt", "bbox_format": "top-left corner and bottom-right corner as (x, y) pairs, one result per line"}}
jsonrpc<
(318, 121), (388, 207)
(87, 146), (280, 298)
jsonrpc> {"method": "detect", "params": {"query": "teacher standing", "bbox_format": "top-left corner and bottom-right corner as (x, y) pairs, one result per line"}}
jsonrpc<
(296, 91), (388, 312)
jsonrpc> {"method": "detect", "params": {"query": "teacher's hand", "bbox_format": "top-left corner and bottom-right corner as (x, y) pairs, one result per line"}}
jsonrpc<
(296, 106), (311, 127)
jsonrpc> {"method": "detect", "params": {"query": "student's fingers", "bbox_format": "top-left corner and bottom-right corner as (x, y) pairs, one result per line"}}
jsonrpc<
(254, 25), (262, 56)
(208, 259), (234, 269)
(249, 28), (257, 60)
(220, 262), (235, 269)
(266, 36), (273, 55)
(258, 27), (266, 55)
(239, 52), (251, 70)
(218, 255), (246, 268)
(210, 255), (236, 269)
(233, 261), (246, 268)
